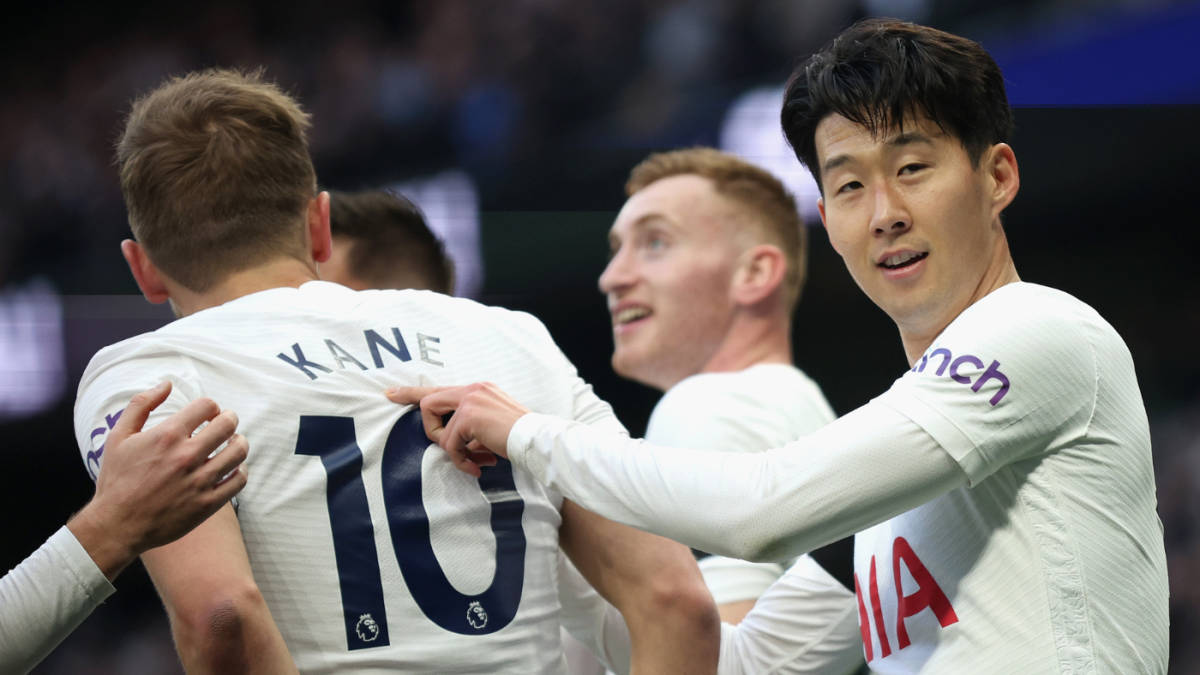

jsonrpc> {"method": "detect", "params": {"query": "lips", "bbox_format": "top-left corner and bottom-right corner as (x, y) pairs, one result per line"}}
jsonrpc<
(878, 251), (928, 270)
(613, 306), (651, 325)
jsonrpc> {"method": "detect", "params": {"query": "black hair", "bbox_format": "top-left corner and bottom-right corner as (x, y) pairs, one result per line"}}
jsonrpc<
(781, 18), (1014, 192)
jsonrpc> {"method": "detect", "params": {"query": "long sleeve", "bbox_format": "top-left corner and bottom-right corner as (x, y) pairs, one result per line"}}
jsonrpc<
(556, 553), (632, 675)
(507, 398), (967, 563)
(0, 526), (115, 674)
(718, 555), (862, 674)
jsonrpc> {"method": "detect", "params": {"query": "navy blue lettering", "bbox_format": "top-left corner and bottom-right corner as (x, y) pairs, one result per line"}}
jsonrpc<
(278, 344), (334, 380)
(365, 328), (411, 368)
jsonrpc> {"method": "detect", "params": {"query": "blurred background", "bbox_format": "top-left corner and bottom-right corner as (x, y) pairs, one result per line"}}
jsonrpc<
(1, 0), (1197, 672)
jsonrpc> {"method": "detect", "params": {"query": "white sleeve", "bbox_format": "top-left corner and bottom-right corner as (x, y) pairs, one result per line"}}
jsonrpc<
(74, 348), (202, 481)
(698, 557), (784, 606)
(874, 289), (1097, 486)
(556, 554), (632, 675)
(718, 556), (863, 675)
(0, 527), (116, 674)
(507, 398), (966, 562)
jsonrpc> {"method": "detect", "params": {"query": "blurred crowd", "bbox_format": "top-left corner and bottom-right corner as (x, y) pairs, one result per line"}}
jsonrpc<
(1, 0), (1115, 290)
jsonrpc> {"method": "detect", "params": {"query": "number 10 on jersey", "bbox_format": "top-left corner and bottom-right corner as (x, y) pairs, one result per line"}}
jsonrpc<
(295, 410), (529, 650)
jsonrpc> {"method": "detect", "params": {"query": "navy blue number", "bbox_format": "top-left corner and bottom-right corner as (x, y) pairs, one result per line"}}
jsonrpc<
(295, 410), (527, 650)
(382, 409), (526, 635)
(295, 416), (392, 649)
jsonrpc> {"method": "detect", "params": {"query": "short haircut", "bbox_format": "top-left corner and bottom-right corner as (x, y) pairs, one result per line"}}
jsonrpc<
(781, 18), (1014, 192)
(626, 147), (807, 311)
(116, 67), (317, 291)
(328, 189), (455, 295)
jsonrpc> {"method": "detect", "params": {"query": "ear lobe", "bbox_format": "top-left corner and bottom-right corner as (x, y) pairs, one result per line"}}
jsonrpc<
(309, 191), (332, 263)
(120, 239), (170, 304)
(733, 244), (786, 306)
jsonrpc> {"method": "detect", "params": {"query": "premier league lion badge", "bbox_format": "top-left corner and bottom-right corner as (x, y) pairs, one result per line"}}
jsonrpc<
(356, 613), (381, 642)
(466, 601), (488, 630)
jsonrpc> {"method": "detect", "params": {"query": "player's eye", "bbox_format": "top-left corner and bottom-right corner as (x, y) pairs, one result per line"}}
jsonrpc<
(899, 163), (927, 175)
(642, 233), (668, 252)
(837, 180), (863, 195)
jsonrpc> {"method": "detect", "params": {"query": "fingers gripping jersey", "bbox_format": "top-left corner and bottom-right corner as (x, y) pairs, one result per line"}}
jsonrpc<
(74, 282), (625, 674)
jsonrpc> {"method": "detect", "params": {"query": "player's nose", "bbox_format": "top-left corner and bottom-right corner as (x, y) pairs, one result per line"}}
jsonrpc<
(598, 247), (637, 295)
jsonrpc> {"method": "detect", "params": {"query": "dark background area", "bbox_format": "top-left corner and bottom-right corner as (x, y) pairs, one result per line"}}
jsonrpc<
(1, 0), (1198, 672)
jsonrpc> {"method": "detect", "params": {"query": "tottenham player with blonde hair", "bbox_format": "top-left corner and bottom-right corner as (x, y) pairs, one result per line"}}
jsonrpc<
(393, 19), (1169, 673)
(597, 147), (862, 673)
(75, 67), (718, 673)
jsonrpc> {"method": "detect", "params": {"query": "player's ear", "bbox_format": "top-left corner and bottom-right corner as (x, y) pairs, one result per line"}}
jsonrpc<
(308, 191), (332, 264)
(986, 143), (1020, 219)
(732, 244), (786, 306)
(120, 239), (170, 304)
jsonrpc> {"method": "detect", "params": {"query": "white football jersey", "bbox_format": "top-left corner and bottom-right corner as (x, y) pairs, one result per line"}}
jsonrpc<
(75, 281), (625, 674)
(647, 365), (863, 675)
(645, 364), (836, 604)
(865, 282), (1169, 673)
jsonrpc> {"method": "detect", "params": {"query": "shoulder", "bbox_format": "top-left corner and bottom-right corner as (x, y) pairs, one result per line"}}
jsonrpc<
(660, 365), (830, 416)
(884, 283), (1118, 480)
(916, 282), (1116, 391)
(75, 333), (202, 479)
(647, 365), (835, 449)
(945, 282), (1117, 347)
(363, 288), (557, 343)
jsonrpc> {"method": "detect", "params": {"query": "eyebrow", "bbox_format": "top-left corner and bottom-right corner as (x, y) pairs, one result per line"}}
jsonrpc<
(889, 131), (937, 148)
(610, 214), (672, 247)
(821, 131), (938, 176)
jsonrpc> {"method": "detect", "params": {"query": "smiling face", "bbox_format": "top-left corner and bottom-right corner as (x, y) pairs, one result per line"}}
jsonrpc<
(598, 174), (747, 390)
(815, 113), (1020, 361)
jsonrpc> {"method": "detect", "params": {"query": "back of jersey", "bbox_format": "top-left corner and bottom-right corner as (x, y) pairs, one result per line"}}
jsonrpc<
(75, 282), (620, 674)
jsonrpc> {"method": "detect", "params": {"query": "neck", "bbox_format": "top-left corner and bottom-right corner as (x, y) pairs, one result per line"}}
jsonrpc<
(167, 257), (318, 317)
(694, 313), (792, 382)
(899, 244), (1021, 365)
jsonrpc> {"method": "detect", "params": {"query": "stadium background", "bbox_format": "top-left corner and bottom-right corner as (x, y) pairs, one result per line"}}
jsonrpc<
(1, 0), (1197, 671)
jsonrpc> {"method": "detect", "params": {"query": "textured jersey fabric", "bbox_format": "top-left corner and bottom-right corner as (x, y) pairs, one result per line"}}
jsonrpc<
(75, 281), (625, 674)
(864, 282), (1168, 673)
(645, 364), (835, 605)
(645, 365), (861, 674)
(0, 526), (114, 674)
(508, 282), (1168, 673)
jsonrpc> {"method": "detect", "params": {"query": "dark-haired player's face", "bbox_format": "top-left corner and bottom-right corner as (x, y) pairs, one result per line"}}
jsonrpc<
(599, 175), (745, 390)
(815, 114), (1017, 355)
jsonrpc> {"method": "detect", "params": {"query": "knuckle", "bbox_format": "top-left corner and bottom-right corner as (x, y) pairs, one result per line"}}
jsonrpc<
(192, 397), (220, 418)
(156, 421), (187, 446)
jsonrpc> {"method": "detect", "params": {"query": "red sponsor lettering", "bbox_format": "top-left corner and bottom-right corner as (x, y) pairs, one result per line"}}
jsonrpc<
(854, 537), (959, 662)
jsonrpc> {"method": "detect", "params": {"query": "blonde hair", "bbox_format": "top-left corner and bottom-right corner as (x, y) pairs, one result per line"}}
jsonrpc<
(627, 147), (807, 310)
(116, 68), (317, 291)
